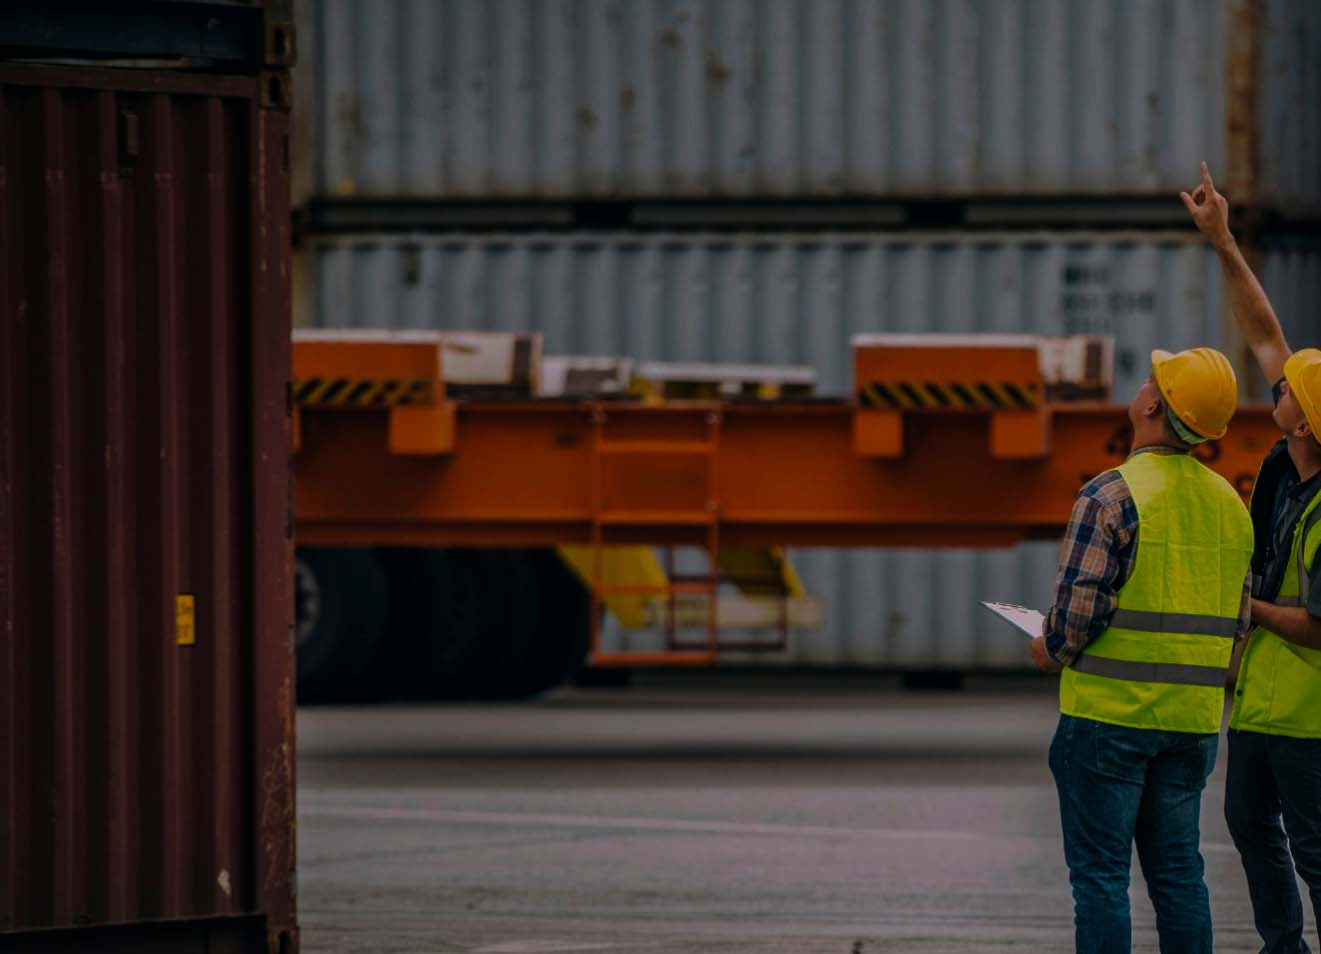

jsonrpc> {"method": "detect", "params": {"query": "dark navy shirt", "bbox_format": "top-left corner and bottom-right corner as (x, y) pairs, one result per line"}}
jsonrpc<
(1251, 440), (1321, 618)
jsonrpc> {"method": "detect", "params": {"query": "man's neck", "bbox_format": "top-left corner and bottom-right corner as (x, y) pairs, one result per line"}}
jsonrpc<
(1130, 437), (1188, 456)
(1288, 436), (1321, 484)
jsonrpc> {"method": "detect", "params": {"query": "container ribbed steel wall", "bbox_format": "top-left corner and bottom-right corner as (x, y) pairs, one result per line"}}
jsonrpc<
(0, 66), (296, 949)
(294, 0), (1320, 201)
(302, 229), (1320, 667)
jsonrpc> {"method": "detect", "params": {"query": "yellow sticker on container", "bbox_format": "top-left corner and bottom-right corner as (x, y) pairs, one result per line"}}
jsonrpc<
(176, 594), (196, 646)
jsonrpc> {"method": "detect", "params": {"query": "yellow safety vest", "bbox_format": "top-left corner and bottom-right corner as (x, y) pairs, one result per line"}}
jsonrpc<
(1059, 452), (1254, 734)
(1230, 476), (1321, 738)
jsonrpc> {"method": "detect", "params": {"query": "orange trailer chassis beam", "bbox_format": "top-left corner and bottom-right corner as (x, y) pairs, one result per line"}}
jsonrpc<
(295, 401), (1279, 550)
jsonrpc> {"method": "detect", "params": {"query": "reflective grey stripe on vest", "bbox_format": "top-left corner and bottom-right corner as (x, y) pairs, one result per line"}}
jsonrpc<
(1109, 609), (1239, 638)
(1071, 654), (1227, 688)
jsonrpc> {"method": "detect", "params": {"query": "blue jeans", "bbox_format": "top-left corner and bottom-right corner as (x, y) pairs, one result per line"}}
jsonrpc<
(1225, 729), (1321, 954)
(1050, 714), (1218, 954)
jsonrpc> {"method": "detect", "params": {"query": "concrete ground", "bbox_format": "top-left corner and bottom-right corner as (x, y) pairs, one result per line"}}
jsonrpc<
(297, 682), (1282, 953)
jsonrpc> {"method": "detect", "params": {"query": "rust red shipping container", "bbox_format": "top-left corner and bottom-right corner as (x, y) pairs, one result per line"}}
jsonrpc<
(0, 61), (296, 954)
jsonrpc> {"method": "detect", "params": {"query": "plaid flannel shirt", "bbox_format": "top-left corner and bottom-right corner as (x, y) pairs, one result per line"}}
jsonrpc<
(1043, 446), (1253, 666)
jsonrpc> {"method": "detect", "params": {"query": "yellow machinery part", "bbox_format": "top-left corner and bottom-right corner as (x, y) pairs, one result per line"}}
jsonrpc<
(715, 546), (805, 599)
(555, 545), (805, 627)
(556, 545), (669, 628)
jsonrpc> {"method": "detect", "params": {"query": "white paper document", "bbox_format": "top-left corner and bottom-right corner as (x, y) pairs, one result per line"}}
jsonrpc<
(981, 601), (1045, 639)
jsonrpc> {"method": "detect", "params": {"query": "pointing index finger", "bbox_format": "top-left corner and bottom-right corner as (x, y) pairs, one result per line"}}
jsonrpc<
(1201, 161), (1215, 192)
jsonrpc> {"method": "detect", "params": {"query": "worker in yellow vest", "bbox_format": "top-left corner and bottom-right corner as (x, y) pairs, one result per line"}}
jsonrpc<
(1029, 345), (1253, 954)
(1186, 162), (1321, 954)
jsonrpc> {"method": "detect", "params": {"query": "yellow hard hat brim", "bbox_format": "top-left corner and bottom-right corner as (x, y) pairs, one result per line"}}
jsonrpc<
(1284, 348), (1321, 439)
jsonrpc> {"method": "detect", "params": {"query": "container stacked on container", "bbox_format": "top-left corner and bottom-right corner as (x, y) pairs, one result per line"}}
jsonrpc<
(292, 0), (1321, 674)
(1, 2), (298, 951)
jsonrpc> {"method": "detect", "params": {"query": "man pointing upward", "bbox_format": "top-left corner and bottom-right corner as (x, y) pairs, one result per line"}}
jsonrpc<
(1184, 160), (1321, 954)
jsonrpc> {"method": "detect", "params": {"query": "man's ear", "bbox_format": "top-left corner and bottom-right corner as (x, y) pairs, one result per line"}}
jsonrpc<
(1145, 396), (1165, 421)
(1297, 418), (1315, 443)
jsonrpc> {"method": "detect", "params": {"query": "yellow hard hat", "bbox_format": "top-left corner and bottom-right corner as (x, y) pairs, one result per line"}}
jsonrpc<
(1283, 348), (1321, 441)
(1150, 347), (1238, 441)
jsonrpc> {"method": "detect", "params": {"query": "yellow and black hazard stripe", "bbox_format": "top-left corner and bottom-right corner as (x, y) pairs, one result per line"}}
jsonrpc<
(293, 377), (434, 407)
(856, 380), (1040, 410)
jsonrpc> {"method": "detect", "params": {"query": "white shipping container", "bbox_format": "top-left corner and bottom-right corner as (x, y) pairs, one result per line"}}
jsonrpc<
(293, 0), (1321, 202)
(302, 229), (1321, 667)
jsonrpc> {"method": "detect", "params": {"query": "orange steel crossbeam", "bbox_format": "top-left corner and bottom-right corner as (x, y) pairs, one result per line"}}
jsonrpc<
(292, 334), (1283, 668)
(295, 400), (1279, 550)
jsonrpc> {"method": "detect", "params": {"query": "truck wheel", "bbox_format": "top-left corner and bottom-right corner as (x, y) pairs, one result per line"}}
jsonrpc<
(542, 551), (591, 689)
(294, 548), (389, 704)
(378, 548), (485, 700)
(499, 550), (591, 699)
(470, 550), (543, 699)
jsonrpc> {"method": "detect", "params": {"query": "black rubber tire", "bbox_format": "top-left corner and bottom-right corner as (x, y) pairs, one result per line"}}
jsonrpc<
(498, 550), (591, 699)
(462, 550), (540, 699)
(377, 548), (485, 700)
(294, 548), (390, 705)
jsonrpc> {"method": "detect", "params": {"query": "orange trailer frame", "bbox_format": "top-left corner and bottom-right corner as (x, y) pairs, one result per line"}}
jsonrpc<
(292, 337), (1280, 667)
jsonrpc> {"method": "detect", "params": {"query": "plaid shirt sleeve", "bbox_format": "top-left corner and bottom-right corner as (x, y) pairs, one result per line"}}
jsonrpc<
(1043, 471), (1139, 667)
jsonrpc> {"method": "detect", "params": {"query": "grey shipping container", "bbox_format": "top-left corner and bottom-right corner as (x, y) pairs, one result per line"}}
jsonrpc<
(300, 229), (1320, 667)
(0, 58), (297, 954)
(293, 0), (1321, 203)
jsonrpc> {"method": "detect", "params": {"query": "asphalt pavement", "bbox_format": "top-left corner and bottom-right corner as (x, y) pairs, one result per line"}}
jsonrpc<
(297, 681), (1281, 953)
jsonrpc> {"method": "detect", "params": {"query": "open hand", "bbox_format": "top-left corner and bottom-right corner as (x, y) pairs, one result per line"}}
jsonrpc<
(1180, 162), (1232, 248)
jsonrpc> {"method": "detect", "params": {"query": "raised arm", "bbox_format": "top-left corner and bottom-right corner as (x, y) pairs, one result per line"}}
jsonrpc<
(1181, 162), (1293, 384)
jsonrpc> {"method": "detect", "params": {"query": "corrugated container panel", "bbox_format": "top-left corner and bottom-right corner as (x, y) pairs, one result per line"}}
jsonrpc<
(1260, 239), (1321, 350)
(1260, 0), (1321, 205)
(305, 230), (1243, 395)
(294, 0), (1318, 201)
(0, 66), (295, 950)
(302, 229), (1320, 667)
